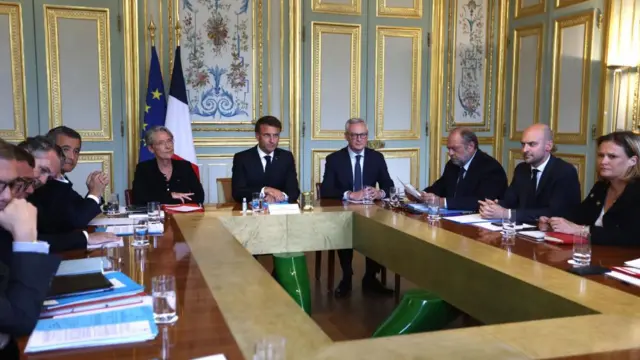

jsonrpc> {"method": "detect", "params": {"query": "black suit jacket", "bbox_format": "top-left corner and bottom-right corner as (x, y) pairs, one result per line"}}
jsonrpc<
(425, 150), (507, 210)
(231, 146), (300, 203)
(132, 159), (205, 205)
(499, 155), (581, 223)
(321, 147), (394, 199)
(39, 231), (87, 253)
(28, 179), (102, 234)
(0, 229), (60, 339)
(565, 180), (640, 246)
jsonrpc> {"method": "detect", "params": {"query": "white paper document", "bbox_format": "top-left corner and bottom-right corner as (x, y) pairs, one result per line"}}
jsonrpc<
(192, 355), (228, 360)
(606, 271), (640, 287)
(443, 213), (492, 224)
(268, 204), (301, 215)
(397, 177), (422, 200)
(166, 205), (203, 212)
(624, 258), (640, 269)
(105, 223), (164, 236)
(87, 239), (124, 250)
(472, 222), (535, 232)
(519, 230), (545, 239)
(89, 217), (136, 226)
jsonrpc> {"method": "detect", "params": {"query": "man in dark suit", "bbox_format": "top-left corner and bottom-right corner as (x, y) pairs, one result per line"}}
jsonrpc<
(27, 129), (107, 233)
(0, 139), (60, 360)
(479, 124), (581, 223)
(232, 116), (300, 203)
(14, 142), (119, 252)
(321, 118), (394, 298)
(415, 128), (507, 210)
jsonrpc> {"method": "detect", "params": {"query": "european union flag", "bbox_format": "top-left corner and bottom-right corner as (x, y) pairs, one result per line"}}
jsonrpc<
(139, 46), (166, 163)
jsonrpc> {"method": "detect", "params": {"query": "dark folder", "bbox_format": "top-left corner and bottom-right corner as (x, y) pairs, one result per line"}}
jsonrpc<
(47, 272), (113, 299)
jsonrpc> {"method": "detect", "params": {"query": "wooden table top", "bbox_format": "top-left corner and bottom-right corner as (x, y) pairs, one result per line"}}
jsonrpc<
(19, 216), (244, 360)
(19, 201), (640, 359)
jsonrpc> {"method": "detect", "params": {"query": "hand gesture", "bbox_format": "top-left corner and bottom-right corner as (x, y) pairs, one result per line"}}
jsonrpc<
(171, 192), (194, 203)
(0, 199), (37, 242)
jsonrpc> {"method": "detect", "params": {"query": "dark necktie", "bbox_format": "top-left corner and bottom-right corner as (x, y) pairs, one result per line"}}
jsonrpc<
(264, 155), (272, 173)
(454, 167), (466, 198)
(527, 168), (540, 205)
(353, 155), (362, 191)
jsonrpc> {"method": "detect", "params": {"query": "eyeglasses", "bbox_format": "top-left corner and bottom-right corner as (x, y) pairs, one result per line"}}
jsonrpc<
(14, 177), (36, 193)
(348, 132), (368, 139)
(155, 139), (174, 147)
(0, 179), (19, 194)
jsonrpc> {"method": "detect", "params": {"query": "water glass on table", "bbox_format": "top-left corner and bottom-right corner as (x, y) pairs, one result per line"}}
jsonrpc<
(132, 220), (149, 247)
(362, 186), (375, 205)
(389, 186), (401, 208)
(572, 230), (591, 266)
(254, 336), (286, 360)
(252, 192), (263, 213)
(427, 197), (440, 221)
(100, 244), (122, 272)
(502, 209), (517, 238)
(152, 275), (178, 324)
(106, 193), (119, 215)
(147, 201), (161, 223)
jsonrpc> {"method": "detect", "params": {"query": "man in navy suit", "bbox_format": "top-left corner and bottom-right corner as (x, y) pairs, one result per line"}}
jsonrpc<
(321, 118), (394, 298)
(231, 116), (300, 203)
(479, 124), (581, 223)
(414, 127), (507, 210)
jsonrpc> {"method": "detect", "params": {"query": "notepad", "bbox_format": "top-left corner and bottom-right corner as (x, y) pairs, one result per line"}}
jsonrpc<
(87, 239), (124, 250)
(89, 217), (136, 226)
(105, 223), (164, 236)
(473, 222), (535, 232)
(443, 213), (494, 224)
(25, 302), (158, 353)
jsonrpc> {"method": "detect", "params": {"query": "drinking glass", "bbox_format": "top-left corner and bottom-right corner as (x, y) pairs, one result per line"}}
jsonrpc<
(147, 201), (161, 223)
(502, 209), (517, 238)
(362, 186), (375, 205)
(572, 230), (591, 266)
(252, 192), (262, 213)
(101, 244), (122, 272)
(502, 209), (516, 238)
(152, 275), (178, 324)
(107, 193), (119, 215)
(254, 336), (286, 360)
(389, 186), (401, 208)
(132, 220), (149, 247)
(427, 197), (440, 221)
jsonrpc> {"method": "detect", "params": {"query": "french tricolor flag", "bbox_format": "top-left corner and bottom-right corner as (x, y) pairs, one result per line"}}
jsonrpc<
(165, 46), (199, 178)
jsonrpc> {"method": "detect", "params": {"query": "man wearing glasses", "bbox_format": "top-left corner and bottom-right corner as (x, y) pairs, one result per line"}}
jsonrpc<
(14, 141), (118, 252)
(231, 116), (300, 204)
(321, 118), (394, 298)
(0, 139), (60, 359)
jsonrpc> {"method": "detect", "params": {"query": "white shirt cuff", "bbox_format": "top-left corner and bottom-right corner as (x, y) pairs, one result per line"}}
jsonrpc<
(379, 190), (386, 199)
(343, 191), (350, 200)
(82, 231), (89, 240)
(444, 198), (447, 209)
(13, 241), (50, 254)
(87, 195), (101, 204)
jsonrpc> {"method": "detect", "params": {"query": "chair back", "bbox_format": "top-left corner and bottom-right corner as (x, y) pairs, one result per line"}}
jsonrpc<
(216, 178), (233, 204)
(315, 182), (321, 200)
(124, 189), (133, 206)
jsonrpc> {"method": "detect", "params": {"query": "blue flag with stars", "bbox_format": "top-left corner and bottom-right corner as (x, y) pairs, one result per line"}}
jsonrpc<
(139, 45), (166, 163)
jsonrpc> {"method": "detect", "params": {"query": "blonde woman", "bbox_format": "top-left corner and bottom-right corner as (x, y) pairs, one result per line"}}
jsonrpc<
(539, 131), (640, 246)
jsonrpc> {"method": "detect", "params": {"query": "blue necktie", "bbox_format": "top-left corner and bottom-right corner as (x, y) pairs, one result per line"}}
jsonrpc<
(264, 155), (272, 173)
(354, 155), (362, 191)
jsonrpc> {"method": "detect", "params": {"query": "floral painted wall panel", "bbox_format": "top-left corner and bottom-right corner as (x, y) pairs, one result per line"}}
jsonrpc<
(446, 0), (494, 131)
(180, 0), (261, 125)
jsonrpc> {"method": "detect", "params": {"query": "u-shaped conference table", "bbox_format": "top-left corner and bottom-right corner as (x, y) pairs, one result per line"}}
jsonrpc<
(21, 200), (640, 359)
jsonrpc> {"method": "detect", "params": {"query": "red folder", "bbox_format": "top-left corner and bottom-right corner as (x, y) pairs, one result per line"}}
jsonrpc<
(611, 266), (640, 279)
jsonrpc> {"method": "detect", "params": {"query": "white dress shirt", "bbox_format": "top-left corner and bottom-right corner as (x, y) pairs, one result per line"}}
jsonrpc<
(443, 150), (477, 208)
(343, 148), (386, 200)
(256, 147), (288, 200)
(531, 154), (551, 188)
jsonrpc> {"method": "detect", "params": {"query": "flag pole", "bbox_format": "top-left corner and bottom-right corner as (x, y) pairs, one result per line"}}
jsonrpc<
(175, 20), (181, 46)
(148, 20), (156, 47)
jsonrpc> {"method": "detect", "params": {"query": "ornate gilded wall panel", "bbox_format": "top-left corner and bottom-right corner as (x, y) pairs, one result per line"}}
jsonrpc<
(376, 0), (423, 19)
(312, 0), (361, 16)
(0, 2), (27, 141)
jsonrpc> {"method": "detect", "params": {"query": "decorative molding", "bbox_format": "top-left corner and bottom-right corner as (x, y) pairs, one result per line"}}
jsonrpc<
(311, 22), (361, 140)
(143, 0), (163, 77)
(510, 24), (544, 141)
(507, 148), (522, 182)
(0, 2), (27, 141)
(515, 0), (546, 19)
(44, 5), (113, 141)
(493, 0), (509, 163)
(124, 0), (140, 186)
(550, 10), (594, 145)
(376, 0), (422, 19)
(311, 0), (361, 16)
(79, 151), (113, 196)
(312, 149), (334, 192)
(555, 0), (588, 10)
(446, 0), (495, 131)
(194, 137), (290, 147)
(290, 0), (302, 185)
(555, 152), (587, 196)
(440, 136), (494, 145)
(429, 0), (445, 184)
(375, 26), (422, 140)
(380, 148), (420, 188)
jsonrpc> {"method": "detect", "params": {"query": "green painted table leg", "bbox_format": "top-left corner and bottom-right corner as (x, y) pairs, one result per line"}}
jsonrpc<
(372, 289), (455, 338)
(273, 252), (312, 315)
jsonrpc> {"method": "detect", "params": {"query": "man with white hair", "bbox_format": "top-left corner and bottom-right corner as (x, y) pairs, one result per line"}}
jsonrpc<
(321, 118), (394, 298)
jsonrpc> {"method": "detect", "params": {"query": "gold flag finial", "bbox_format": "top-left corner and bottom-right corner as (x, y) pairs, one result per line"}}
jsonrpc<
(148, 20), (156, 46)
(175, 20), (181, 46)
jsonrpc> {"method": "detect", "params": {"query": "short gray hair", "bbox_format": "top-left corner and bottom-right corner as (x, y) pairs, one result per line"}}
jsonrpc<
(144, 126), (173, 146)
(344, 117), (367, 132)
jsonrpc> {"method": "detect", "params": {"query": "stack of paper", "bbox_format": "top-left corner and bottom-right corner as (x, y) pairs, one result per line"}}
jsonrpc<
(104, 222), (164, 236)
(443, 213), (493, 224)
(87, 239), (124, 250)
(26, 301), (158, 353)
(606, 258), (640, 287)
